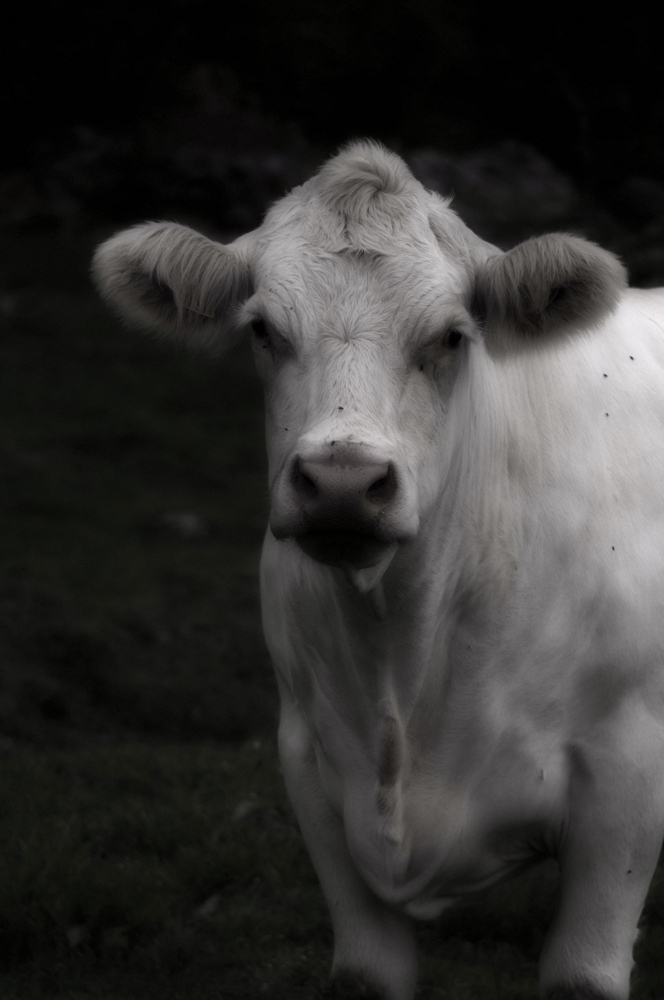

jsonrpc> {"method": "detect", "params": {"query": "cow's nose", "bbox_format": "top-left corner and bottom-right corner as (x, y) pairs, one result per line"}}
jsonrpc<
(291, 455), (398, 519)
(269, 443), (419, 560)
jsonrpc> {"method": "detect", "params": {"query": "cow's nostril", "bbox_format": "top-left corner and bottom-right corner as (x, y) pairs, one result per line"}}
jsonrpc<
(291, 459), (319, 500)
(366, 465), (397, 504)
(367, 474), (388, 497)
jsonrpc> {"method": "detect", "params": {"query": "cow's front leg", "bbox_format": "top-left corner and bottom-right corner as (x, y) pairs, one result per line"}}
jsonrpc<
(277, 701), (417, 1000)
(539, 736), (664, 1000)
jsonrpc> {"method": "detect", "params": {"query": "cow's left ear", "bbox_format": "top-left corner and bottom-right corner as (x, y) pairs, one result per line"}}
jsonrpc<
(92, 222), (253, 351)
(472, 234), (627, 340)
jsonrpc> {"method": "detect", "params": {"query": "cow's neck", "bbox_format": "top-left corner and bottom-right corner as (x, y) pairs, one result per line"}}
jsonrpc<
(286, 346), (561, 766)
(321, 351), (539, 726)
(327, 522), (512, 730)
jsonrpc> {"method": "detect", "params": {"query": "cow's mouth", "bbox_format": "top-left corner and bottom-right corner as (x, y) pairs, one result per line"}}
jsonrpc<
(295, 530), (394, 570)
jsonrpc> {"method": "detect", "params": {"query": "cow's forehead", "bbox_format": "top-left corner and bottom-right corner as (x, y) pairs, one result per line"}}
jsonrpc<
(250, 239), (467, 345)
(240, 141), (497, 340)
(246, 161), (477, 339)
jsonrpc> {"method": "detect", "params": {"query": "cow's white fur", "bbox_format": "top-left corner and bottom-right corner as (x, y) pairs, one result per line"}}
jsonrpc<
(93, 141), (664, 1000)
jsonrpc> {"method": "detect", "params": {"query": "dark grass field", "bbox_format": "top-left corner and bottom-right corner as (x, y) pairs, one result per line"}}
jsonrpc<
(0, 223), (663, 998)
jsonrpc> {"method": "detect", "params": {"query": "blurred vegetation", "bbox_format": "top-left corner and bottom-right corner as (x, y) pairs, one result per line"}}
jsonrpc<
(3, 0), (664, 192)
(0, 226), (275, 748)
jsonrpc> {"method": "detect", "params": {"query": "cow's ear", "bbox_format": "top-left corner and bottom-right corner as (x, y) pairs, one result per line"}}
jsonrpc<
(92, 222), (252, 350)
(472, 234), (627, 341)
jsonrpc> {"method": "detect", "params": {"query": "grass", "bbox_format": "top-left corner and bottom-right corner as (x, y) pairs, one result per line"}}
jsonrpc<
(0, 740), (661, 998)
(0, 739), (320, 999)
(0, 223), (662, 997)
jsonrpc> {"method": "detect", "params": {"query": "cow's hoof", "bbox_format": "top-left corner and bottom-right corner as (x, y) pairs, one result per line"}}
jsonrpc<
(329, 969), (387, 999)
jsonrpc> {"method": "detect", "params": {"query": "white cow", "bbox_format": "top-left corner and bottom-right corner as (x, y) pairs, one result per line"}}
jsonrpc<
(93, 141), (664, 1000)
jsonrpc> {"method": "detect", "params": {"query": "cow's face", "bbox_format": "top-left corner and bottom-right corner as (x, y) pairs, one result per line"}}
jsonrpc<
(240, 233), (476, 573)
(93, 142), (626, 580)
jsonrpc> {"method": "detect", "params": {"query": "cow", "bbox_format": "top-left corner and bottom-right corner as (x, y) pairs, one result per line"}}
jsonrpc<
(92, 141), (664, 1000)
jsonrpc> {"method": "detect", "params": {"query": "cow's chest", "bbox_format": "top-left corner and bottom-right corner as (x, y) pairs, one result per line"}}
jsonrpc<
(310, 698), (564, 917)
(265, 541), (570, 913)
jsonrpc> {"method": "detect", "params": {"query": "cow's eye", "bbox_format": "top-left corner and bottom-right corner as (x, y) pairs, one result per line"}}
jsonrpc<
(444, 329), (463, 349)
(251, 319), (269, 340)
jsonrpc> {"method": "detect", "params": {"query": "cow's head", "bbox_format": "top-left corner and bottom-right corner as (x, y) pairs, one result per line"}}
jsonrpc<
(93, 142), (626, 586)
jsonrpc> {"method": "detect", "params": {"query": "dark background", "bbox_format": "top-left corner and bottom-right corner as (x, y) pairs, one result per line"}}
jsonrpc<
(2, 0), (664, 237)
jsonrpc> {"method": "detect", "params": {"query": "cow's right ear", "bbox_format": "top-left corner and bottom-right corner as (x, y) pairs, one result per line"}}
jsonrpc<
(471, 233), (626, 347)
(92, 222), (252, 349)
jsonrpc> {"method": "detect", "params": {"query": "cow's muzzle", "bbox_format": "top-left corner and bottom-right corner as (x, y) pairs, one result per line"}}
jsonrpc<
(270, 444), (417, 568)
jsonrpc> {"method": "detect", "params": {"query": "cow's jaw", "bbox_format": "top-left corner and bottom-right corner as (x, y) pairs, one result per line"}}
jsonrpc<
(295, 530), (396, 570)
